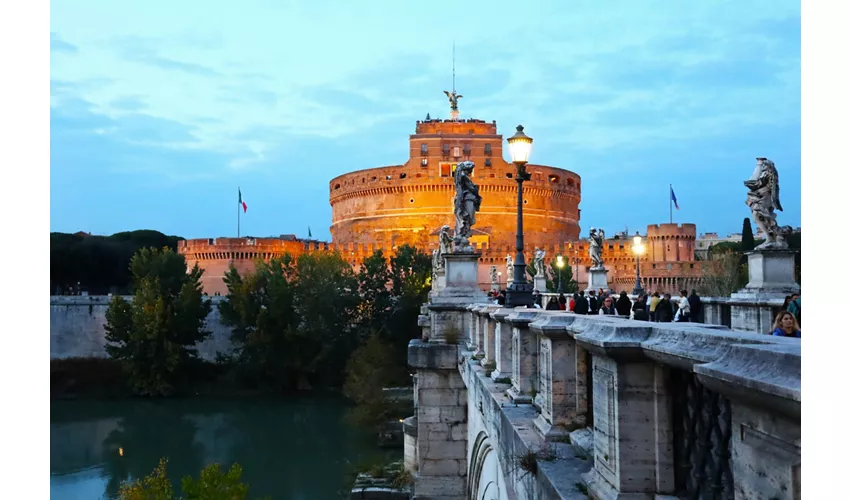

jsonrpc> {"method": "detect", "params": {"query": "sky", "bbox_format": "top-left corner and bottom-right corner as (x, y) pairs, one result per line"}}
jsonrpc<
(50, 0), (801, 241)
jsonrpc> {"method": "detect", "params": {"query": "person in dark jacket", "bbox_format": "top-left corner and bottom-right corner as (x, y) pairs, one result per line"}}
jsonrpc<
(615, 291), (632, 317)
(545, 296), (560, 310)
(558, 293), (567, 311)
(587, 290), (599, 314)
(599, 296), (618, 315)
(497, 290), (506, 305)
(573, 291), (589, 315)
(688, 289), (702, 323)
(632, 294), (649, 321)
(655, 293), (675, 322)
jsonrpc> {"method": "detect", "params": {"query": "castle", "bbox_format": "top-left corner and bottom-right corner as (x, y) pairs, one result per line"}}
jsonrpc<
(180, 95), (704, 295)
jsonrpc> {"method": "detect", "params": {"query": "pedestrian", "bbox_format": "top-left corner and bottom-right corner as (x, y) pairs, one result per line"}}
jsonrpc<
(632, 294), (649, 321)
(573, 291), (589, 315)
(656, 293), (674, 323)
(772, 311), (801, 338)
(558, 293), (567, 311)
(649, 292), (661, 322)
(588, 290), (599, 314)
(615, 291), (632, 317)
(599, 296), (618, 315)
(675, 290), (691, 322)
(688, 289), (702, 323)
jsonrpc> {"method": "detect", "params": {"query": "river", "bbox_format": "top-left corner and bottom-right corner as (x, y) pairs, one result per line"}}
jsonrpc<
(51, 395), (399, 499)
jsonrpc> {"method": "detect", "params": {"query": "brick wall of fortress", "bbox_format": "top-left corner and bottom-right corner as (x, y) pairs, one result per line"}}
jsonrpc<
(50, 295), (233, 361)
(179, 224), (704, 296)
(329, 119), (582, 248)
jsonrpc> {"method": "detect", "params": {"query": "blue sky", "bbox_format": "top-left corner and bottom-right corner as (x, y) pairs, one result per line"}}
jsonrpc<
(50, 0), (801, 241)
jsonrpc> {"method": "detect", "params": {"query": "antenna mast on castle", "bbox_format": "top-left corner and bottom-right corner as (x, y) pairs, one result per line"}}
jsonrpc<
(444, 42), (462, 121)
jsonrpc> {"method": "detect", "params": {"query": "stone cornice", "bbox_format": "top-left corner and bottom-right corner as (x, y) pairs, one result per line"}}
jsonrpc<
(695, 342), (801, 419)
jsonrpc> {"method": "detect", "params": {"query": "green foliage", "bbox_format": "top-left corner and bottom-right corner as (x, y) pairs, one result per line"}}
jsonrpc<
(219, 252), (360, 390)
(525, 257), (578, 293)
(51, 230), (182, 295)
(105, 247), (212, 396)
(118, 458), (263, 500)
(343, 334), (410, 430)
(698, 247), (747, 297)
(741, 218), (756, 252)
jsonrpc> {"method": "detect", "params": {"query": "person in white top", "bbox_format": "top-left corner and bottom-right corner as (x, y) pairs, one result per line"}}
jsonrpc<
(676, 290), (691, 322)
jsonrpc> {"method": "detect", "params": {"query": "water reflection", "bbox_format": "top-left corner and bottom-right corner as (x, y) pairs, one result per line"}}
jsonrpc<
(51, 396), (397, 499)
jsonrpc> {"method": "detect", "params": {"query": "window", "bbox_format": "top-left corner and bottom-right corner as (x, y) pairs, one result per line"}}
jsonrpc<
(442, 144), (450, 155)
(485, 158), (492, 167)
(548, 175), (560, 183)
(409, 198), (415, 203)
(452, 146), (461, 158)
(333, 183), (341, 190)
(506, 172), (513, 179)
(386, 175), (392, 180)
(420, 144), (428, 155)
(420, 159), (428, 167)
(463, 144), (471, 155)
(484, 143), (492, 155)
(399, 173), (407, 179)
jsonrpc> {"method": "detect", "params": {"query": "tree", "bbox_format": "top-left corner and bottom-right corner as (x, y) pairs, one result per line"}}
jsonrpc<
(105, 247), (211, 396)
(217, 256), (298, 388)
(548, 259), (577, 293)
(356, 250), (392, 338)
(698, 248), (747, 297)
(218, 252), (360, 390)
(343, 334), (410, 430)
(741, 218), (755, 253)
(118, 458), (261, 500)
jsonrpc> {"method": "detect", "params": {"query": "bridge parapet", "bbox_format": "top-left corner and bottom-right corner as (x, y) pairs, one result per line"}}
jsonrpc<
(408, 303), (800, 499)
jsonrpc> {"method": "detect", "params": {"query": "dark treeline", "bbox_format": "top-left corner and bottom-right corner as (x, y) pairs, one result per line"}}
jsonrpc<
(51, 230), (183, 295)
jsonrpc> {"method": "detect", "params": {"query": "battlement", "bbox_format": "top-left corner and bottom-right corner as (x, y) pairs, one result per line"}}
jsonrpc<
(413, 119), (498, 136)
(646, 223), (697, 239)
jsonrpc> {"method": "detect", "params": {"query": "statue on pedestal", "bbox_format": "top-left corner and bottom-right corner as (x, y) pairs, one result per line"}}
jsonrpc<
(505, 254), (514, 282)
(443, 90), (463, 111)
(432, 225), (453, 275)
(744, 158), (792, 250)
(534, 248), (546, 278)
(452, 161), (481, 251)
(490, 265), (498, 284)
(589, 228), (605, 269)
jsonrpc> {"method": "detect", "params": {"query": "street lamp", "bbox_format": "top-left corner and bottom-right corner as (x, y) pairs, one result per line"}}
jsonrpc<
(556, 255), (565, 293)
(505, 125), (534, 308)
(632, 232), (645, 295)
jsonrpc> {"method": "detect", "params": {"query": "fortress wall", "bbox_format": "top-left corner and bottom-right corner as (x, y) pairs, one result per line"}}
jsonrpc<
(50, 296), (233, 361)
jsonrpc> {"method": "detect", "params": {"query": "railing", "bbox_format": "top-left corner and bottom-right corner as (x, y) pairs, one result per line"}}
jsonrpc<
(455, 305), (800, 499)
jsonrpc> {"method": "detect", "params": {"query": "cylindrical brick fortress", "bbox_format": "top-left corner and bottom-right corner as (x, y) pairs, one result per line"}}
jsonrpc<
(329, 119), (581, 249)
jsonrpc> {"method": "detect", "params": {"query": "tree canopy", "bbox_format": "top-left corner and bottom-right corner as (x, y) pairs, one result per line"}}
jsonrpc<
(51, 230), (183, 294)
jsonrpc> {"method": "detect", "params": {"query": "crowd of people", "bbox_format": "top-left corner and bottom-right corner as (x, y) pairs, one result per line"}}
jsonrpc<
(485, 288), (801, 338)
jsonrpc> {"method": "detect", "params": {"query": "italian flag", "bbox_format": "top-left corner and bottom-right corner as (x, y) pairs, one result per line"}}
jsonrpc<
(239, 188), (247, 213)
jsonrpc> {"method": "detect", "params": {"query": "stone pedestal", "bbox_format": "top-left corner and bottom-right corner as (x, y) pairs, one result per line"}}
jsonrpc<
(505, 310), (542, 404)
(533, 274), (547, 293)
(489, 308), (513, 380)
(586, 267), (609, 292)
(733, 250), (800, 300)
(575, 319), (675, 499)
(408, 340), (467, 499)
(429, 252), (486, 344)
(529, 314), (588, 439)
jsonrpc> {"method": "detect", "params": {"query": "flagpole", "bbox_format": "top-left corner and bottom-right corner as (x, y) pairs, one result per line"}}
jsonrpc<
(669, 184), (672, 224)
(237, 186), (241, 238)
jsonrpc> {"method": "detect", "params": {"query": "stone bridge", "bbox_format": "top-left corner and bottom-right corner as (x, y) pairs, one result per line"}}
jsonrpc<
(405, 254), (800, 499)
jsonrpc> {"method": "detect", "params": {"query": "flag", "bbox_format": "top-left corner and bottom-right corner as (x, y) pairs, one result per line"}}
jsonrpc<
(670, 186), (680, 210)
(238, 188), (247, 213)
(308, 226), (312, 238)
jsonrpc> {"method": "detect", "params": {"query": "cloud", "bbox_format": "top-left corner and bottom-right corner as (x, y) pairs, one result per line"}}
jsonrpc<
(49, 0), (800, 238)
(50, 32), (77, 53)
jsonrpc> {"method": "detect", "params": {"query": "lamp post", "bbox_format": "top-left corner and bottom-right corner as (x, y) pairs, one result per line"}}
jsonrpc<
(505, 125), (534, 308)
(632, 232), (645, 295)
(556, 255), (565, 293)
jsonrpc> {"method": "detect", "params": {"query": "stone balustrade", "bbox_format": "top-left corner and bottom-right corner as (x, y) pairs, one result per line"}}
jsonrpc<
(535, 292), (788, 334)
(407, 303), (800, 499)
